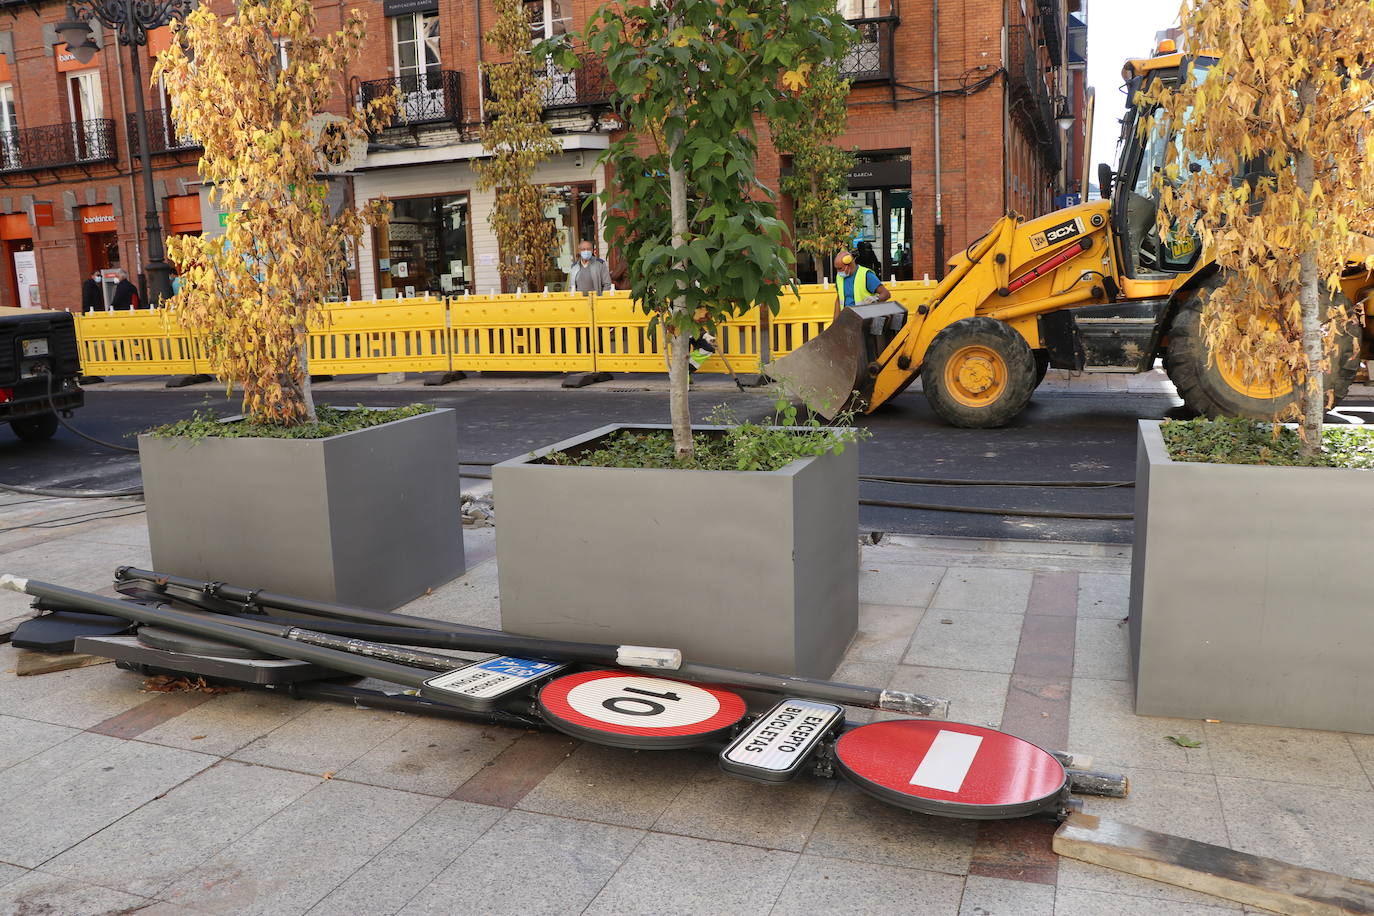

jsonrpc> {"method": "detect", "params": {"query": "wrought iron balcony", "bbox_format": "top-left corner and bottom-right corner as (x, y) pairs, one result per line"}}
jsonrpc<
(541, 49), (612, 111)
(126, 108), (199, 157)
(1007, 25), (1062, 171)
(0, 119), (116, 173)
(359, 70), (463, 130)
(840, 17), (897, 83)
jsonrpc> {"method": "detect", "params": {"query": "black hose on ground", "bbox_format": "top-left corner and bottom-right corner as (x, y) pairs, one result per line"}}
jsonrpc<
(859, 497), (1132, 521)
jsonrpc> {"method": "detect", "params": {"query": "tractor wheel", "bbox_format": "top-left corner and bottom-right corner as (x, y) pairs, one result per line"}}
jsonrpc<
(923, 317), (1038, 428)
(10, 413), (59, 442)
(1164, 273), (1360, 419)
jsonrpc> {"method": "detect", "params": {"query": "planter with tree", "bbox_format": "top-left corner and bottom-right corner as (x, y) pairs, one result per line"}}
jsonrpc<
(493, 1), (860, 677)
(137, 0), (464, 610)
(1127, 0), (1374, 731)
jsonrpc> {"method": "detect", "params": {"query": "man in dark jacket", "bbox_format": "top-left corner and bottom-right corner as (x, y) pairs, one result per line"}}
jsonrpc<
(109, 269), (139, 310)
(81, 270), (104, 313)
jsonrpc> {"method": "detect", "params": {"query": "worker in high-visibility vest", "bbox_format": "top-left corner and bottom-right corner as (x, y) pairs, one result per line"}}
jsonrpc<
(833, 250), (891, 318)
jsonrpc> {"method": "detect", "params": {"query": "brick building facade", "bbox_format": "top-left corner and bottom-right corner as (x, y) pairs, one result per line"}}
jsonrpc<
(0, 0), (1087, 309)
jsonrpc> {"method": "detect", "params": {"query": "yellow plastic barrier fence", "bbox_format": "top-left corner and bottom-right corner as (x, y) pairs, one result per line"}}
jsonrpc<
(449, 292), (596, 372)
(69, 281), (939, 378)
(308, 298), (450, 375)
(74, 309), (199, 376)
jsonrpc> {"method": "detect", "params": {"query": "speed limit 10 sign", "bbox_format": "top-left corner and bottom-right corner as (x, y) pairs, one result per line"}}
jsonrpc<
(536, 669), (748, 750)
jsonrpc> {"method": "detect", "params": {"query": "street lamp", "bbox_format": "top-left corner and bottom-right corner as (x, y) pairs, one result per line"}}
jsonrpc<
(1054, 96), (1075, 132)
(55, 0), (196, 306)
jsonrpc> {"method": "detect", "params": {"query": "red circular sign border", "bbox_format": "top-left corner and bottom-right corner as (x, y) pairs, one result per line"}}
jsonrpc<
(833, 720), (1066, 818)
(537, 669), (747, 739)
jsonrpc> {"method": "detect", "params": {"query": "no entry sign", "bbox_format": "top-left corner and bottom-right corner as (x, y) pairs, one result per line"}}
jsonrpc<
(537, 670), (747, 749)
(833, 720), (1066, 819)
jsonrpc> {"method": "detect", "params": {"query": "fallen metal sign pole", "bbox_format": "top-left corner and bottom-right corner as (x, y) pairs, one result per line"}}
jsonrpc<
(8, 574), (1127, 819)
(113, 566), (950, 718)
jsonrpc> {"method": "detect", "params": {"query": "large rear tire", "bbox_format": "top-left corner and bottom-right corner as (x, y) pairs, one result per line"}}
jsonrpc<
(1164, 273), (1360, 419)
(10, 413), (59, 442)
(923, 317), (1038, 428)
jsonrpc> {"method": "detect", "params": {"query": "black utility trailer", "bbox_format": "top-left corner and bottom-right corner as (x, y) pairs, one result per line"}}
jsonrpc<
(0, 310), (84, 442)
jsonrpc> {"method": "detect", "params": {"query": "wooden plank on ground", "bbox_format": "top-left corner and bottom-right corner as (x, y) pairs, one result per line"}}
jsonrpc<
(15, 650), (113, 676)
(1053, 813), (1374, 915)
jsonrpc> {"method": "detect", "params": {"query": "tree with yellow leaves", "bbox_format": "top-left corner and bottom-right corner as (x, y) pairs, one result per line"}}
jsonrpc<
(1147, 0), (1374, 455)
(475, 0), (561, 293)
(155, 0), (395, 426)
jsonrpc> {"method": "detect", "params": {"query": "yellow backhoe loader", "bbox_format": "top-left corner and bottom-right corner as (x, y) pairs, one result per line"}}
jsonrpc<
(768, 43), (1374, 428)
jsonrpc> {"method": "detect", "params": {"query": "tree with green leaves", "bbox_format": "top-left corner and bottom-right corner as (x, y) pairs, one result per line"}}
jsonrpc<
(156, 0), (395, 426)
(769, 63), (856, 283)
(476, 0), (561, 293)
(1146, 0), (1374, 455)
(584, 1), (853, 458)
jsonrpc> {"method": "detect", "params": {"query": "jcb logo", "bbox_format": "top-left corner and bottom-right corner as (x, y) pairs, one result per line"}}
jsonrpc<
(1029, 217), (1083, 251)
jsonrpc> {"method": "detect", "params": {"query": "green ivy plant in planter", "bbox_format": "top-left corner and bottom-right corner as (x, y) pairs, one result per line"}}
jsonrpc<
(136, 0), (463, 610)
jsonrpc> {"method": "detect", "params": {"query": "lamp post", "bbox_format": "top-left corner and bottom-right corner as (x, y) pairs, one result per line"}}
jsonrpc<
(56, 0), (195, 306)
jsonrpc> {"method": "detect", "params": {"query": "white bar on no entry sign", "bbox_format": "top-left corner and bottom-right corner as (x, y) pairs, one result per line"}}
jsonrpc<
(909, 730), (983, 793)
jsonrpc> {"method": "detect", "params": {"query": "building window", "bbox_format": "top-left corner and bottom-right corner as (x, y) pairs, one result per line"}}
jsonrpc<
(393, 11), (441, 123)
(67, 68), (103, 160)
(374, 193), (469, 299)
(0, 84), (17, 170)
(525, 0), (573, 106)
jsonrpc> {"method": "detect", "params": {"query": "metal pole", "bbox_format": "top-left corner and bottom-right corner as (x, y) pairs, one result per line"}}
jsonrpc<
(114, 567), (951, 717)
(124, 22), (173, 306)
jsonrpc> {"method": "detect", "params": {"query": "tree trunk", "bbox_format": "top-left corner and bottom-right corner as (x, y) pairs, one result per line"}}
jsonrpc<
(300, 334), (317, 423)
(1295, 80), (1322, 457)
(667, 155), (691, 459)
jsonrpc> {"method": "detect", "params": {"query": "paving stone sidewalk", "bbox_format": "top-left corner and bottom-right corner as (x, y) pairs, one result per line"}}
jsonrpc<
(0, 492), (1370, 915)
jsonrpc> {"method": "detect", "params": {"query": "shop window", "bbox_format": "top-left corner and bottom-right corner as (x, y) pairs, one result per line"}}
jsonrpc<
(499, 182), (596, 293)
(374, 193), (469, 299)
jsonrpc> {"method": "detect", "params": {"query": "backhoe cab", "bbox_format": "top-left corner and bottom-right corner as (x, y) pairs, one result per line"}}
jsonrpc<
(767, 43), (1373, 428)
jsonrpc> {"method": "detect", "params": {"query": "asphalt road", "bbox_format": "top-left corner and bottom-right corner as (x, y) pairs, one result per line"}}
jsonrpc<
(5, 383), (1367, 544)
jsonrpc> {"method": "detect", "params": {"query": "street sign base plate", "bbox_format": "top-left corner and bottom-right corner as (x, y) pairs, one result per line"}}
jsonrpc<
(834, 720), (1067, 819)
(720, 698), (843, 784)
(74, 635), (341, 685)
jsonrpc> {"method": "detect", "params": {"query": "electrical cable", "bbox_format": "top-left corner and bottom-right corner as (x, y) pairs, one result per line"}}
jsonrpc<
(861, 475), (1133, 489)
(0, 503), (145, 535)
(859, 497), (1132, 521)
(40, 369), (140, 454)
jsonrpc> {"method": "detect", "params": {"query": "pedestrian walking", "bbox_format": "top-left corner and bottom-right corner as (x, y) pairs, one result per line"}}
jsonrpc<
(569, 240), (614, 294)
(833, 250), (890, 317)
(109, 269), (139, 311)
(81, 269), (103, 313)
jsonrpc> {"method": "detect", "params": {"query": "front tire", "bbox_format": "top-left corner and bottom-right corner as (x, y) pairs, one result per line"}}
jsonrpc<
(923, 317), (1038, 428)
(1164, 273), (1360, 419)
(10, 413), (59, 442)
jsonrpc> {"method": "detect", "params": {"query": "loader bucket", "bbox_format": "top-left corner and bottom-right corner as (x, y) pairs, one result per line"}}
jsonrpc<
(764, 302), (907, 420)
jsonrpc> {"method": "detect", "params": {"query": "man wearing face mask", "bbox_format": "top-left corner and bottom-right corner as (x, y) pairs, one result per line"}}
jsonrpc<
(833, 250), (890, 318)
(570, 239), (614, 294)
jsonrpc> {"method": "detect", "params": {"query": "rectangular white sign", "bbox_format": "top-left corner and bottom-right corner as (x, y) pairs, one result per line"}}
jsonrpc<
(424, 656), (563, 701)
(909, 730), (983, 793)
(723, 698), (842, 773)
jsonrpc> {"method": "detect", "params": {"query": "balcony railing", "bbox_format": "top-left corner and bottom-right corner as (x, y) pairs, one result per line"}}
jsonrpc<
(1007, 25), (1061, 171)
(359, 70), (463, 130)
(0, 119), (116, 173)
(541, 49), (613, 111)
(840, 17), (897, 83)
(127, 108), (199, 157)
(483, 48), (614, 119)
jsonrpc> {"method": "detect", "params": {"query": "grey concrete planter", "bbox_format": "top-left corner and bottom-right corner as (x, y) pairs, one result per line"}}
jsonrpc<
(494, 424), (859, 678)
(1129, 419), (1374, 733)
(139, 408), (464, 610)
